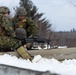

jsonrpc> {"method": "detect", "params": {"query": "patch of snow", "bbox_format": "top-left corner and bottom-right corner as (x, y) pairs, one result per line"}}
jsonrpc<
(58, 46), (67, 48)
(0, 54), (76, 75)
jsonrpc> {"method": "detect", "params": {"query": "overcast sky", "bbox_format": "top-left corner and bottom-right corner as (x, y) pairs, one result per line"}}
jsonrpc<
(0, 0), (20, 16)
(31, 0), (76, 31)
(0, 0), (76, 31)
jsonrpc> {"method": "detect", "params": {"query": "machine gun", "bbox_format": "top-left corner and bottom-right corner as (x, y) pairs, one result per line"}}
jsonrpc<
(15, 28), (51, 49)
(19, 37), (51, 50)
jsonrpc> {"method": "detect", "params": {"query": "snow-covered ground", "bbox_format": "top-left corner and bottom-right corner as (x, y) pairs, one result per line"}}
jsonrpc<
(58, 46), (67, 48)
(0, 54), (76, 75)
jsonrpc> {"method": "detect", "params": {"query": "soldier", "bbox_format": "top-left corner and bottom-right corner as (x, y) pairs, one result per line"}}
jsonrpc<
(13, 7), (38, 49)
(0, 6), (33, 60)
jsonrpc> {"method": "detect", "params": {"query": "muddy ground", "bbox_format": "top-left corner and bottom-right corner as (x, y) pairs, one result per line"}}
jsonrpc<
(29, 47), (76, 60)
(0, 47), (76, 60)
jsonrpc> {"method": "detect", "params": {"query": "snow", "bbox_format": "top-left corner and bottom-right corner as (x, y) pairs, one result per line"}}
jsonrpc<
(58, 46), (67, 48)
(0, 54), (76, 75)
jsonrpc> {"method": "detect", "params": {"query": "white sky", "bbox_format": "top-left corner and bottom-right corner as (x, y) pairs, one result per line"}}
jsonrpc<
(0, 0), (76, 31)
(31, 0), (76, 31)
(0, 0), (20, 17)
(1, 54), (76, 75)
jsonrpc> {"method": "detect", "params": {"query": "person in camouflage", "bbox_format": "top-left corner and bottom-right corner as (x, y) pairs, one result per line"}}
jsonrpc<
(0, 6), (33, 60)
(13, 7), (38, 49)
(0, 6), (19, 51)
(13, 7), (38, 37)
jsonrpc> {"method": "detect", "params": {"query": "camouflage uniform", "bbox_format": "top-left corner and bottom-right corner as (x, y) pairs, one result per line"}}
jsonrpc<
(13, 7), (38, 37)
(13, 7), (38, 49)
(0, 6), (22, 51)
(0, 6), (33, 61)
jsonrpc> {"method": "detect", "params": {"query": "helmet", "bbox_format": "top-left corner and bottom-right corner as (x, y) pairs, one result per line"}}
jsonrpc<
(15, 28), (26, 39)
(17, 7), (27, 16)
(0, 6), (10, 14)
